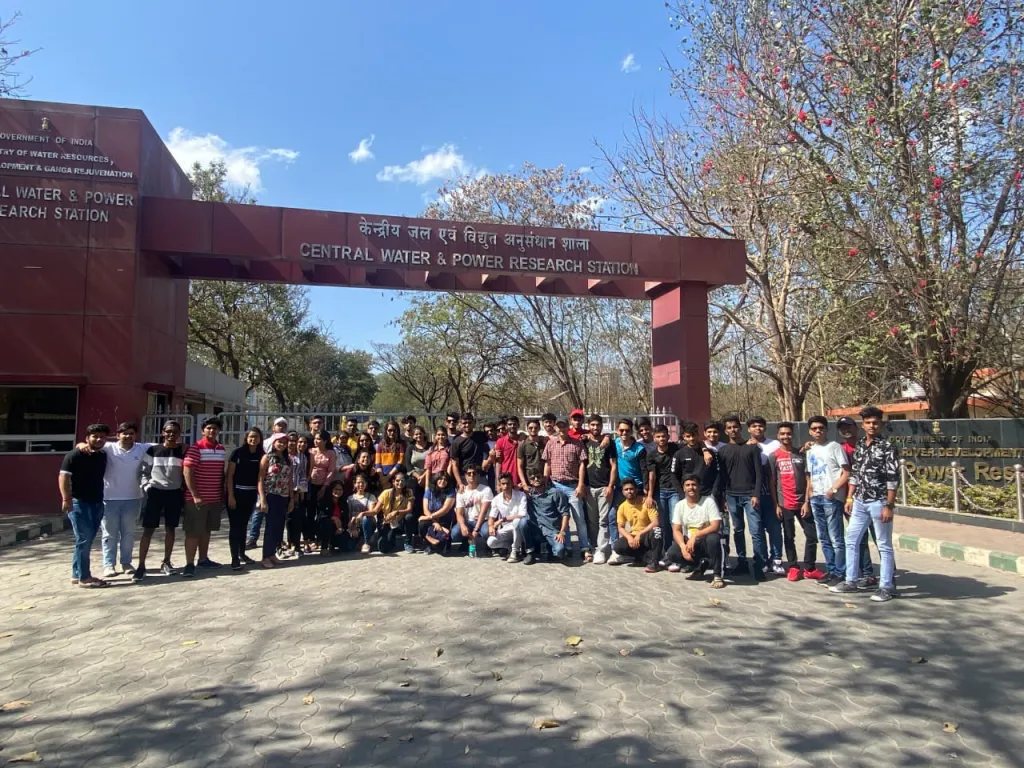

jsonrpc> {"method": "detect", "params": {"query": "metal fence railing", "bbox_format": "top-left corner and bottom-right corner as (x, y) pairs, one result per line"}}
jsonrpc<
(900, 459), (1024, 522)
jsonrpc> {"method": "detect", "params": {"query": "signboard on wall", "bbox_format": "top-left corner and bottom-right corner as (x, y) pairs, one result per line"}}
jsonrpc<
(764, 419), (1024, 485)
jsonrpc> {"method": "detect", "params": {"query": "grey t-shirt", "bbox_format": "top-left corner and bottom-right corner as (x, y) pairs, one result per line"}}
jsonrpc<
(807, 442), (850, 500)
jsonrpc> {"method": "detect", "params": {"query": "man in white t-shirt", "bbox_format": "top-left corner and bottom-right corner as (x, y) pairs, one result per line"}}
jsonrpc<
(806, 415), (851, 586)
(96, 421), (151, 578)
(664, 475), (725, 587)
(486, 472), (528, 561)
(453, 465), (493, 555)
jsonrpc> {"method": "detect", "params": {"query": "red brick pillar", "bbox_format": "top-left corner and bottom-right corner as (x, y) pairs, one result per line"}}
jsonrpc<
(651, 281), (711, 423)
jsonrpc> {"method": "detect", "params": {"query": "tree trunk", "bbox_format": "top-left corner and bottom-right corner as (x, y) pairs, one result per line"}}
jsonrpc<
(925, 359), (975, 418)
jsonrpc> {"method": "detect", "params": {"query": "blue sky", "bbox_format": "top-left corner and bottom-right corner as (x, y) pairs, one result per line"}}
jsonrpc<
(18, 1), (680, 351)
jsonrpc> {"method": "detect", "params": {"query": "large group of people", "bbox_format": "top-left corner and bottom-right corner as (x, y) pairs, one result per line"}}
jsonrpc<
(57, 405), (900, 602)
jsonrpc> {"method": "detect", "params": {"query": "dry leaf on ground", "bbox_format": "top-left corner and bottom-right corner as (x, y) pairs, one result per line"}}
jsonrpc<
(943, 721), (960, 733)
(844, 603), (857, 609)
(303, 695), (315, 704)
(619, 649), (631, 657)
(398, 736), (414, 742)
(910, 657), (928, 664)
(399, 682), (411, 688)
(490, 671), (503, 681)
(12, 605), (33, 611)
(188, 692), (216, 700)
(182, 640), (200, 646)
(693, 648), (706, 657)
(8, 751), (42, 763)
(435, 647), (444, 657)
(709, 598), (722, 606)
(0, 700), (32, 712)
(535, 719), (560, 730)
(465, 745), (471, 754)
(565, 636), (583, 647)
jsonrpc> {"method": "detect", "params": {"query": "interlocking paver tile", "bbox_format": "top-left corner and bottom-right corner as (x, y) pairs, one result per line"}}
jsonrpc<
(0, 529), (1022, 766)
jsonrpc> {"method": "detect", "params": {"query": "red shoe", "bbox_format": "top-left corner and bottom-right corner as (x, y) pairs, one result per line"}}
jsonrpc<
(787, 566), (801, 581)
(803, 568), (826, 580)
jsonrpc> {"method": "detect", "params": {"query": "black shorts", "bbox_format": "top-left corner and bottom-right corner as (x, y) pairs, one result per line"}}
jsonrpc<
(142, 487), (185, 530)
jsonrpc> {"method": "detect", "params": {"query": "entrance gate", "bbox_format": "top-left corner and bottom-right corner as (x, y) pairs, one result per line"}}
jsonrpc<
(0, 99), (745, 514)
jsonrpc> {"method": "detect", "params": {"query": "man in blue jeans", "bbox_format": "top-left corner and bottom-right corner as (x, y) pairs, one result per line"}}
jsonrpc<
(747, 416), (786, 575)
(59, 424), (111, 588)
(542, 419), (591, 560)
(831, 406), (900, 603)
(718, 416), (765, 580)
(806, 415), (851, 587)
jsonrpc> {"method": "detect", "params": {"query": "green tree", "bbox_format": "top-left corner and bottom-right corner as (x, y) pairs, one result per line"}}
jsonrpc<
(186, 162), (376, 409)
(645, 0), (1024, 417)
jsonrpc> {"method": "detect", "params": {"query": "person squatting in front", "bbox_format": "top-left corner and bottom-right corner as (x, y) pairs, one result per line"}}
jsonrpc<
(663, 474), (725, 588)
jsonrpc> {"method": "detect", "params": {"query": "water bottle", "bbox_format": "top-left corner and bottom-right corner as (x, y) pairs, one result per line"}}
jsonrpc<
(468, 543), (477, 558)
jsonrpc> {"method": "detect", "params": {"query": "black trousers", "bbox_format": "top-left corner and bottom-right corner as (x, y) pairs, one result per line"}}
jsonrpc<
(665, 531), (724, 578)
(286, 501), (305, 549)
(228, 489), (258, 560)
(306, 484), (323, 542)
(612, 527), (664, 567)
(781, 507), (818, 571)
(317, 517), (354, 552)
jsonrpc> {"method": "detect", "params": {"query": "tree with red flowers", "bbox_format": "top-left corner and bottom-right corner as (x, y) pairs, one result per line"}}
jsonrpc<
(610, 0), (1024, 417)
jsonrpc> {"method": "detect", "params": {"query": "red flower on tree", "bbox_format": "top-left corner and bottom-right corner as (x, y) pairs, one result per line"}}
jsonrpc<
(933, 177), (943, 189)
(965, 12), (980, 27)
(932, 59), (943, 70)
(848, 248), (859, 257)
(797, 109), (808, 122)
(821, 117), (833, 127)
(867, 310), (877, 319)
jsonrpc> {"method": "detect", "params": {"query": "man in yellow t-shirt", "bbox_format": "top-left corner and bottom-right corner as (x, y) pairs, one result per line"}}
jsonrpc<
(609, 479), (663, 572)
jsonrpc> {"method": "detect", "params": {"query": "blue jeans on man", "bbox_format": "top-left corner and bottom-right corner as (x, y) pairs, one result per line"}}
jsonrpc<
(845, 499), (895, 589)
(759, 492), (784, 563)
(69, 500), (104, 581)
(101, 498), (140, 570)
(246, 507), (264, 545)
(451, 520), (490, 549)
(727, 494), (767, 574)
(810, 495), (846, 578)
(552, 481), (591, 552)
(526, 520), (567, 559)
(656, 489), (680, 553)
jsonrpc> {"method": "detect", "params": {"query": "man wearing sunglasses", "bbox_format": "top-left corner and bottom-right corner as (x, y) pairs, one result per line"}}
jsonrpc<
(806, 415), (850, 587)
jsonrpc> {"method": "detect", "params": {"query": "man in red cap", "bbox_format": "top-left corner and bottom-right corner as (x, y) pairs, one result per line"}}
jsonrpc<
(568, 409), (587, 440)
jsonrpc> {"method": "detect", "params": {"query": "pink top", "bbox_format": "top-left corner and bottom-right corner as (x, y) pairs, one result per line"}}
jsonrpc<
(309, 448), (336, 486)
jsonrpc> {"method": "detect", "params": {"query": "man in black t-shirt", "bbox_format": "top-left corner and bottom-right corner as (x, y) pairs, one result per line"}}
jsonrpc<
(448, 413), (494, 491)
(584, 414), (617, 564)
(58, 423), (110, 588)
(516, 419), (547, 493)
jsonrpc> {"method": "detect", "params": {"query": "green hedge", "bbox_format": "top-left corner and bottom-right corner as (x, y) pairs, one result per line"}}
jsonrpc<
(906, 478), (1018, 519)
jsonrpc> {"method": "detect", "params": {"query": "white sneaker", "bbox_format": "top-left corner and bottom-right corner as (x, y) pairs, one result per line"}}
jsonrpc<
(103, 567), (117, 578)
(592, 550), (607, 565)
(607, 552), (632, 566)
(507, 550), (522, 563)
(121, 564), (135, 575)
(667, 563), (682, 573)
(771, 559), (786, 575)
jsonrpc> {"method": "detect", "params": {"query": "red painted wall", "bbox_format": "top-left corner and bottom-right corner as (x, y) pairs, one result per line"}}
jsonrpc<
(0, 101), (190, 514)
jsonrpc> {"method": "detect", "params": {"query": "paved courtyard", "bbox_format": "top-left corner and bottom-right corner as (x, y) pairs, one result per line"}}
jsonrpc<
(1, 530), (1023, 767)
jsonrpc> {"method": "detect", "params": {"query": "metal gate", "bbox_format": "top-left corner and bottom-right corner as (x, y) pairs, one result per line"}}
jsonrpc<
(142, 413), (196, 445)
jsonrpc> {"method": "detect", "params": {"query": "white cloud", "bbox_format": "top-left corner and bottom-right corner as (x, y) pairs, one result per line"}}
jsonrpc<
(621, 53), (639, 73)
(348, 135), (375, 163)
(377, 143), (471, 184)
(578, 165), (593, 174)
(164, 127), (298, 192)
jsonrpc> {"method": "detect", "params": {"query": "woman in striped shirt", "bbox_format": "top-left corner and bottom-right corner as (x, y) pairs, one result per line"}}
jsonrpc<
(375, 421), (407, 487)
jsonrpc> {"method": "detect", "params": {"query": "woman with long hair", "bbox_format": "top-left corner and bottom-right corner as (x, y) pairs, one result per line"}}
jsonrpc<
(306, 429), (336, 553)
(418, 472), (457, 555)
(286, 432), (309, 555)
(423, 427), (451, 489)
(347, 473), (378, 553)
(376, 421), (407, 487)
(257, 433), (295, 568)
(405, 425), (431, 521)
(372, 469), (414, 553)
(226, 427), (263, 569)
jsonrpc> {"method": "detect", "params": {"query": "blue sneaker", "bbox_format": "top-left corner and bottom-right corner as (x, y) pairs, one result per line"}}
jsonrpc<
(404, 543), (414, 554)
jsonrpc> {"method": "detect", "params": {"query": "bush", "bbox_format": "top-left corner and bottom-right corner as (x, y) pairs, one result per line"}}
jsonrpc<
(905, 477), (1018, 519)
